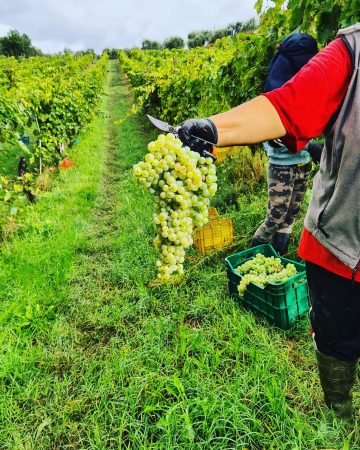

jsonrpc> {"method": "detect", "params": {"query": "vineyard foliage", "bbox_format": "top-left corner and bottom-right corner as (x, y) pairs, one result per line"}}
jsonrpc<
(0, 53), (108, 163)
(256, 0), (360, 44)
(119, 33), (273, 124)
(0, 53), (108, 230)
(119, 1), (360, 125)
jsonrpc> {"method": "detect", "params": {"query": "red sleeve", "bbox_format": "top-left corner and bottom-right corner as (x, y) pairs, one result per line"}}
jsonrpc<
(262, 38), (352, 152)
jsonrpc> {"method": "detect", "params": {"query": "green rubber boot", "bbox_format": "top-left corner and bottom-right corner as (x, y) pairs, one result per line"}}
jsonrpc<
(315, 349), (358, 421)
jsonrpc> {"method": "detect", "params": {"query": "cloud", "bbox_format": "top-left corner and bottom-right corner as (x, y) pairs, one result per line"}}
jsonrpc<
(0, 0), (258, 53)
(0, 24), (12, 35)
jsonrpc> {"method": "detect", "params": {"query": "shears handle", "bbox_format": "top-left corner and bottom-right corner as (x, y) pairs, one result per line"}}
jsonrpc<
(202, 148), (217, 162)
(173, 128), (217, 162)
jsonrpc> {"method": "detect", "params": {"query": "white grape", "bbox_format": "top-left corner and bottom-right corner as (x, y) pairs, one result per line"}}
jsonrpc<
(133, 133), (217, 282)
(235, 253), (297, 296)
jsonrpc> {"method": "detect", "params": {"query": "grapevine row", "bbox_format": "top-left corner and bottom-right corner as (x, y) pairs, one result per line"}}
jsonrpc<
(0, 53), (108, 167)
(119, 1), (360, 127)
(0, 54), (108, 228)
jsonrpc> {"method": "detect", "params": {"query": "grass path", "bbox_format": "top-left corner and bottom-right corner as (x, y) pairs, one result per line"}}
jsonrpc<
(0, 61), (357, 449)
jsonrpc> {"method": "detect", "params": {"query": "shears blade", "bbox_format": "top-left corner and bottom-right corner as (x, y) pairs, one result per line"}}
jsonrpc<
(146, 114), (216, 161)
(146, 115), (178, 134)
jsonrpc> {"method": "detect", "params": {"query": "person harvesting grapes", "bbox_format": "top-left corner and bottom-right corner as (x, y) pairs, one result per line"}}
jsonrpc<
(177, 24), (360, 421)
(249, 33), (323, 255)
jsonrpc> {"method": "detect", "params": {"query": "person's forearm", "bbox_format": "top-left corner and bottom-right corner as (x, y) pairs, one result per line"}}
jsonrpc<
(210, 96), (286, 147)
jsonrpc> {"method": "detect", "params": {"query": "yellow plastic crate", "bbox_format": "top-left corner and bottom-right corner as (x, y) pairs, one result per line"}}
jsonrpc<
(208, 207), (218, 218)
(193, 208), (234, 254)
(214, 146), (241, 164)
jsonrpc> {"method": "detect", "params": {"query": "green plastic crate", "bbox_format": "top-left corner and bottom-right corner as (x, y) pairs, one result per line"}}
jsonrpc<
(225, 244), (309, 330)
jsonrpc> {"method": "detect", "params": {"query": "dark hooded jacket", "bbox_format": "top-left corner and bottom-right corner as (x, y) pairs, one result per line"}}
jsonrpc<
(263, 33), (318, 93)
(263, 33), (319, 164)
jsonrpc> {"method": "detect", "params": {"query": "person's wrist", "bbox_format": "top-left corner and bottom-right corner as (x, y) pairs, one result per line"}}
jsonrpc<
(206, 117), (218, 145)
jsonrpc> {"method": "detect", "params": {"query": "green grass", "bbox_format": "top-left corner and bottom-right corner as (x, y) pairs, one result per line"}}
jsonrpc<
(0, 61), (358, 449)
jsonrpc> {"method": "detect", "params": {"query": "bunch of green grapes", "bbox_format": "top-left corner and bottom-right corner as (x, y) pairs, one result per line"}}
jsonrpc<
(133, 133), (217, 282)
(235, 253), (297, 296)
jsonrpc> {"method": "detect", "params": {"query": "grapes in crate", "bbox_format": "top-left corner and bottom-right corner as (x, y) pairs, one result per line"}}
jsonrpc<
(235, 253), (297, 296)
(133, 133), (218, 282)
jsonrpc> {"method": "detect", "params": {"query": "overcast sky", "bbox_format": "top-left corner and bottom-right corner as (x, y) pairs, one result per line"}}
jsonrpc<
(0, 0), (258, 54)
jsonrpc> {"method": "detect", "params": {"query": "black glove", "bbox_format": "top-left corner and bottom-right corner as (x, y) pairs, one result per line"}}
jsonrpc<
(307, 141), (323, 164)
(177, 118), (218, 155)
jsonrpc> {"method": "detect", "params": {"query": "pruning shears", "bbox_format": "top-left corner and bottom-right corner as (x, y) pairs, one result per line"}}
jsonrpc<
(147, 114), (217, 162)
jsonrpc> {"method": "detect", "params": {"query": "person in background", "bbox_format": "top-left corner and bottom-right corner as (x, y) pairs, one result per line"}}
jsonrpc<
(178, 24), (360, 421)
(249, 33), (323, 255)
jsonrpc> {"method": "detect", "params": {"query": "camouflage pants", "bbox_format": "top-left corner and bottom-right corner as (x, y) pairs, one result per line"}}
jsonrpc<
(253, 162), (312, 242)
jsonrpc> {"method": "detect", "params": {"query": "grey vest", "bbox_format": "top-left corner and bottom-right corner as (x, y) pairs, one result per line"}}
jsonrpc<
(304, 24), (360, 275)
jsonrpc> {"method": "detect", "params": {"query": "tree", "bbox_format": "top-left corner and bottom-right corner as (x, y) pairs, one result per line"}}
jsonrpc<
(188, 30), (212, 48)
(208, 28), (229, 44)
(103, 48), (119, 59)
(0, 29), (38, 57)
(141, 39), (163, 50)
(109, 48), (119, 59)
(163, 36), (185, 49)
(75, 48), (97, 57)
(241, 18), (258, 32)
(207, 18), (258, 45)
(63, 48), (74, 55)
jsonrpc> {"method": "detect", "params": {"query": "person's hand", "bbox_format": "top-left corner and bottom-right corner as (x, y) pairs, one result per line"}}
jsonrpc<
(307, 141), (323, 164)
(177, 118), (218, 155)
